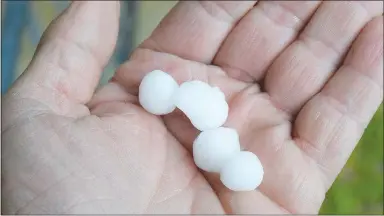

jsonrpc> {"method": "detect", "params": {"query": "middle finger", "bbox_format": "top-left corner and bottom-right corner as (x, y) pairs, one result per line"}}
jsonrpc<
(213, 1), (321, 82)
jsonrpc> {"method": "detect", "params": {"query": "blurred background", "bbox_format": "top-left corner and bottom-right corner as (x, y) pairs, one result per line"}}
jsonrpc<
(1, 1), (383, 214)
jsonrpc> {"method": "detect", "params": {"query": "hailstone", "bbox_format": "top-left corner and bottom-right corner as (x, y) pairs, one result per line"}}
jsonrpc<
(193, 127), (241, 173)
(174, 80), (228, 131)
(139, 70), (179, 115)
(220, 151), (264, 191)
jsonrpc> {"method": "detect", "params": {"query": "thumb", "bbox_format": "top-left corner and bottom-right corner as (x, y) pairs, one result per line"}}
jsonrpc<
(6, 1), (120, 118)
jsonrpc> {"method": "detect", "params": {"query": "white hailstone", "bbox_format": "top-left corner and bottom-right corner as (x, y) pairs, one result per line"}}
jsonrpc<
(174, 80), (228, 131)
(220, 151), (264, 191)
(139, 70), (179, 115)
(193, 127), (241, 173)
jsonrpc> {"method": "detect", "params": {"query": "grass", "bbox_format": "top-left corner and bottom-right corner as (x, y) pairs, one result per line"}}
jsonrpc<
(320, 104), (383, 214)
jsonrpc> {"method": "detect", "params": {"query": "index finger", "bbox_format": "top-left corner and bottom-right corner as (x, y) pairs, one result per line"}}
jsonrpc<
(139, 1), (256, 64)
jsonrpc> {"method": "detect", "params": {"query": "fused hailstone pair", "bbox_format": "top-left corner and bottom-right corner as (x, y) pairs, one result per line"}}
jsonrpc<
(139, 70), (264, 191)
(139, 70), (228, 130)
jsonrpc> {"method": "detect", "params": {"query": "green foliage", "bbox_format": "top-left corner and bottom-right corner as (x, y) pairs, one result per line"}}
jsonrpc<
(320, 105), (383, 214)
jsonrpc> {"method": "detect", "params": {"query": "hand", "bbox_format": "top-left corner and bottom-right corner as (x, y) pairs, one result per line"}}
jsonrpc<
(2, 1), (383, 214)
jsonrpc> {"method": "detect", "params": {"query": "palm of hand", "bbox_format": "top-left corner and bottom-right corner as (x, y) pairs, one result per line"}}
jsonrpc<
(2, 1), (383, 214)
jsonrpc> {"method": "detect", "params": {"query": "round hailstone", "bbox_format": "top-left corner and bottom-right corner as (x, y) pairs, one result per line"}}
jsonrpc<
(193, 127), (241, 173)
(139, 70), (179, 115)
(174, 80), (228, 131)
(220, 151), (264, 191)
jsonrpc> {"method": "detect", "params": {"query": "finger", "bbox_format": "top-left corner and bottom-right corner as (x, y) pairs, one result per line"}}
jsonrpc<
(213, 1), (321, 82)
(6, 2), (119, 116)
(139, 1), (256, 64)
(294, 16), (383, 188)
(264, 1), (383, 115)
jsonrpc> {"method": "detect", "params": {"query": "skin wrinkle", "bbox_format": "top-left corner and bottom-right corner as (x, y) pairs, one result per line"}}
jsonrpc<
(262, 122), (292, 153)
(189, 188), (200, 214)
(257, 2), (302, 31)
(9, 122), (75, 213)
(215, 26), (259, 82)
(294, 156), (324, 204)
(354, 1), (371, 18)
(73, 117), (157, 212)
(143, 131), (169, 212)
(63, 197), (116, 214)
(212, 1), (322, 83)
(7, 129), (41, 174)
(142, 125), (170, 211)
(22, 80), (90, 116)
(1, 108), (51, 134)
(320, 125), (358, 185)
(197, 1), (237, 24)
(289, 167), (308, 201)
(155, 140), (194, 199)
(92, 101), (138, 117)
(143, 132), (212, 213)
(55, 28), (104, 68)
(319, 91), (373, 125)
(3, 143), (41, 211)
(257, 189), (292, 214)
(298, 2), (374, 61)
(219, 63), (255, 83)
(152, 169), (197, 206)
(54, 35), (100, 72)
(86, 83), (138, 110)
(15, 170), (78, 214)
(300, 40), (338, 71)
(141, 19), (202, 62)
(295, 102), (343, 158)
(196, 1), (243, 40)
(294, 103), (364, 188)
(51, 38), (100, 103)
(299, 33), (345, 60)
(263, 152), (322, 214)
(266, 48), (334, 115)
(77, 119), (159, 213)
(31, 70), (64, 106)
(193, 184), (227, 214)
(261, 191), (291, 214)
(241, 117), (322, 213)
(201, 177), (228, 213)
(33, 47), (72, 102)
(270, 2), (304, 26)
(264, 94), (294, 123)
(5, 89), (59, 116)
(245, 141), (294, 213)
(307, 154), (330, 190)
(344, 64), (382, 93)
(295, 136), (325, 163)
(38, 116), (80, 162)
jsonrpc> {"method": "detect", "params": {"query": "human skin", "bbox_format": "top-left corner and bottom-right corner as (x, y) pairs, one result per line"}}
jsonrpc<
(2, 1), (383, 214)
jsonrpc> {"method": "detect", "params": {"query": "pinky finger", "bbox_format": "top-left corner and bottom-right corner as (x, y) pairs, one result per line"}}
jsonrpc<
(293, 16), (383, 188)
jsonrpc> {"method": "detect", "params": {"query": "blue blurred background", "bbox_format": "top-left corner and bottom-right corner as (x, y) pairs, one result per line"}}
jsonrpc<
(1, 1), (382, 214)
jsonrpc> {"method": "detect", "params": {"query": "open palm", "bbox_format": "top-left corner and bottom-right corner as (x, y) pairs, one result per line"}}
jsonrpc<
(2, 1), (383, 214)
